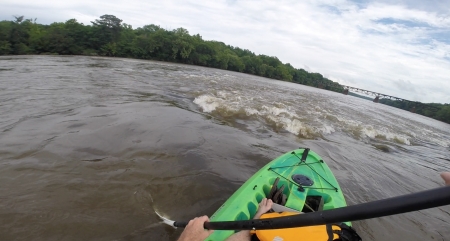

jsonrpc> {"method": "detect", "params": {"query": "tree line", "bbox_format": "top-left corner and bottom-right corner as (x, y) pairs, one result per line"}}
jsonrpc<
(379, 99), (450, 124)
(0, 14), (449, 124)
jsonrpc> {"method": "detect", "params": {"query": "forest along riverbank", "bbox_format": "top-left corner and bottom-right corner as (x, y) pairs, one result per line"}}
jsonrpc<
(0, 55), (449, 241)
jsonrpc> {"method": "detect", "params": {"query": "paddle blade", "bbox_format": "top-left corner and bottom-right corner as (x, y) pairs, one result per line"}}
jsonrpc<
(155, 211), (176, 228)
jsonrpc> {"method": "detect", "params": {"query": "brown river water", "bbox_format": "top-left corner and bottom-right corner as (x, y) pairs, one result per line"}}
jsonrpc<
(0, 56), (449, 241)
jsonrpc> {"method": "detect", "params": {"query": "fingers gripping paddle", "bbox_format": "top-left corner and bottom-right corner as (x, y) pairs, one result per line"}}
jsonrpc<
(166, 185), (450, 230)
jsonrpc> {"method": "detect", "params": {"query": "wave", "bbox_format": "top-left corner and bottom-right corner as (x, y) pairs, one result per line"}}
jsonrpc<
(192, 92), (422, 146)
(194, 93), (334, 139)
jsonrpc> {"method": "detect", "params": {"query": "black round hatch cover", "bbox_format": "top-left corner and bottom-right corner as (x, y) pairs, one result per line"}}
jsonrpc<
(292, 174), (314, 186)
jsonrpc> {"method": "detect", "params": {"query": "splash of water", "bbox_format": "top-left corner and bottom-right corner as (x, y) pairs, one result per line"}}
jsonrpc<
(154, 210), (176, 228)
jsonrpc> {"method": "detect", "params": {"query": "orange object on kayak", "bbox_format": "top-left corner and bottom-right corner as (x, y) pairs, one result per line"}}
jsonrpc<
(251, 212), (361, 241)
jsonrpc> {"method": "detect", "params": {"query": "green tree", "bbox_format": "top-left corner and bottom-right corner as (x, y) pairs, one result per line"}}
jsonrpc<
(27, 21), (47, 53)
(189, 41), (216, 66)
(435, 105), (450, 123)
(0, 21), (12, 54)
(241, 56), (256, 74)
(64, 19), (89, 54)
(227, 53), (244, 72)
(91, 14), (123, 54)
(10, 16), (32, 54)
(213, 51), (229, 69)
(259, 55), (282, 67)
(231, 46), (254, 57)
(44, 22), (76, 54)
(274, 64), (293, 81)
(171, 28), (194, 61)
(117, 23), (136, 57)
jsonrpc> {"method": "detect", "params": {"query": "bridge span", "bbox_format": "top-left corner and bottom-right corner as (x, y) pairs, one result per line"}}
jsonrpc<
(341, 85), (407, 103)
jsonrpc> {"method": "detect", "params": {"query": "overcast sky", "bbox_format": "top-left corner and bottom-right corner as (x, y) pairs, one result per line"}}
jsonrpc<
(2, 0), (450, 103)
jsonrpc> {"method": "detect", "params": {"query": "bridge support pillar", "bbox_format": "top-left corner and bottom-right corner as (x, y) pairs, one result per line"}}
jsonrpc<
(343, 88), (349, 95)
(373, 96), (379, 103)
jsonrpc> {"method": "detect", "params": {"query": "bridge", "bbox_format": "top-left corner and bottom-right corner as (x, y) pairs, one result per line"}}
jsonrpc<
(340, 85), (440, 113)
(341, 85), (407, 103)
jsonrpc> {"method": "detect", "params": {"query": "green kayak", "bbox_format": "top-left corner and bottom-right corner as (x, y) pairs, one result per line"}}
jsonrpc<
(206, 148), (349, 241)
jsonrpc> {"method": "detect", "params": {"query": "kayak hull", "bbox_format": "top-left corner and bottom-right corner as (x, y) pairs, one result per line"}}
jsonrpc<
(206, 148), (348, 241)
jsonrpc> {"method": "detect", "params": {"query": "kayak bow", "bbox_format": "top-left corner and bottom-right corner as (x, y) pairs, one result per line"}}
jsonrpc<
(206, 148), (347, 240)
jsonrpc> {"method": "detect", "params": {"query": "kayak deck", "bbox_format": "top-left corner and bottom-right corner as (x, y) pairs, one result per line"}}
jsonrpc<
(206, 148), (348, 240)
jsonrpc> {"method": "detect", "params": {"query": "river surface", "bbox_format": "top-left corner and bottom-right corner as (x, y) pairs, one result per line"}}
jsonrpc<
(0, 56), (449, 241)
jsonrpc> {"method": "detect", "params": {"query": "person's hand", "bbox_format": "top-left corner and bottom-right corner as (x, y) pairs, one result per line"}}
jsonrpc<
(177, 215), (214, 241)
(441, 172), (450, 186)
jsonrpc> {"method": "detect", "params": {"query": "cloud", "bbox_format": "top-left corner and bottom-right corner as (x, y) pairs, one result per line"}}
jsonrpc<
(1, 0), (449, 103)
(392, 79), (416, 93)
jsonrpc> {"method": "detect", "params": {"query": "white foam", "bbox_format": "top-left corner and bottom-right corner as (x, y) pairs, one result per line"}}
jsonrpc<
(192, 93), (419, 144)
(320, 124), (336, 135)
(360, 125), (411, 145)
(244, 107), (259, 116)
(283, 118), (309, 137)
(193, 93), (339, 138)
(262, 106), (296, 117)
(193, 95), (221, 113)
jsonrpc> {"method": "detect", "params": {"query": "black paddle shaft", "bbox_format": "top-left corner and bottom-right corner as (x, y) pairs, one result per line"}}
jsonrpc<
(173, 185), (450, 230)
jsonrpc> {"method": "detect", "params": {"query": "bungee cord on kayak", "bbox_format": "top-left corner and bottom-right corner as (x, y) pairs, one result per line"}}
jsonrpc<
(292, 149), (339, 192)
(268, 148), (339, 193)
